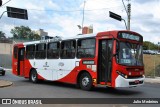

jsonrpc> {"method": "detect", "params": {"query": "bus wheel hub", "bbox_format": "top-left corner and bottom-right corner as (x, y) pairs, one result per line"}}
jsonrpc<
(82, 77), (89, 87)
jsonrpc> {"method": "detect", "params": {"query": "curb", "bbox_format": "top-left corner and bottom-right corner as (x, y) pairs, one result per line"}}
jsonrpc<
(0, 80), (13, 88)
(145, 78), (160, 84)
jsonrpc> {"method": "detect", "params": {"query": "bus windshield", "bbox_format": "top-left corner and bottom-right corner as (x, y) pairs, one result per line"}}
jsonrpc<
(117, 42), (143, 66)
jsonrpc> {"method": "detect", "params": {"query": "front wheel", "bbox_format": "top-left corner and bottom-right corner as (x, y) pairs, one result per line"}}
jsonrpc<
(29, 69), (39, 83)
(79, 72), (93, 91)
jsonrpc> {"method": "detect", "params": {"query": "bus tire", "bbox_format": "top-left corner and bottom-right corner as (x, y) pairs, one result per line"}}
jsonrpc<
(30, 69), (39, 83)
(79, 72), (93, 91)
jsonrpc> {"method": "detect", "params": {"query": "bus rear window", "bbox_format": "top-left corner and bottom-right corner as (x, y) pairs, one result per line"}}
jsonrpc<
(13, 46), (18, 59)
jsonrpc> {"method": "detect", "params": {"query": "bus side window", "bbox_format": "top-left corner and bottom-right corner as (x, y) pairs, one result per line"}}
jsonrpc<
(47, 42), (60, 59)
(26, 45), (35, 59)
(77, 38), (95, 58)
(60, 40), (76, 59)
(35, 43), (46, 59)
(60, 42), (65, 58)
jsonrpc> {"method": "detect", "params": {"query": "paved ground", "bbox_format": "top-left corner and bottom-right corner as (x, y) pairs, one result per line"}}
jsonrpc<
(1, 69), (160, 87)
(0, 70), (160, 107)
(145, 77), (160, 83)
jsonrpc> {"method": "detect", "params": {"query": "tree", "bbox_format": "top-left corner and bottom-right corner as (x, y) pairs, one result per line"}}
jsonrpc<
(0, 31), (6, 39)
(10, 26), (40, 40)
(143, 41), (159, 50)
(28, 32), (41, 40)
(30, 32), (41, 40)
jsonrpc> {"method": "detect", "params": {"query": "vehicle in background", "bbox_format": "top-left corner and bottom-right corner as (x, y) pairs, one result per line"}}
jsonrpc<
(143, 50), (157, 55)
(0, 67), (5, 76)
(157, 51), (160, 55)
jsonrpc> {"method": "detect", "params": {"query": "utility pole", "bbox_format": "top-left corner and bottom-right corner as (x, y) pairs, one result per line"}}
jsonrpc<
(127, 3), (131, 30)
(82, 0), (86, 30)
(122, 0), (131, 30)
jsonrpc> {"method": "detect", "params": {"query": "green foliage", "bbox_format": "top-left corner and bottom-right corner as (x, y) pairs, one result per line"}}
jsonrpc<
(143, 41), (159, 50)
(10, 26), (40, 40)
(0, 31), (6, 38)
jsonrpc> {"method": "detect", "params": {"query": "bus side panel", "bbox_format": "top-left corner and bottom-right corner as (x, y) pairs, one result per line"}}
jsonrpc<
(24, 59), (33, 78)
(12, 45), (23, 76)
(23, 59), (45, 80)
(12, 55), (18, 76)
(57, 67), (77, 84)
(58, 59), (97, 84)
(35, 59), (53, 80)
(111, 40), (119, 87)
(19, 61), (24, 76)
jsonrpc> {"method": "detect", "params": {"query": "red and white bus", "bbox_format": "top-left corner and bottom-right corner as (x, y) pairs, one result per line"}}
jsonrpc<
(12, 30), (145, 90)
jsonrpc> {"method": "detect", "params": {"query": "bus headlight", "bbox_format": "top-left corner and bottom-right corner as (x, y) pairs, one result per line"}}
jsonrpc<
(116, 71), (128, 79)
(124, 75), (128, 78)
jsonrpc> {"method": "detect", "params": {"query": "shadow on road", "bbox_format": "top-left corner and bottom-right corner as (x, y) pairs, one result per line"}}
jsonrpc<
(19, 79), (143, 96)
(92, 87), (143, 96)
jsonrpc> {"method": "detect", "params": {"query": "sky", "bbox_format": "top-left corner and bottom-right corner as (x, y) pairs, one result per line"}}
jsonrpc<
(0, 0), (160, 44)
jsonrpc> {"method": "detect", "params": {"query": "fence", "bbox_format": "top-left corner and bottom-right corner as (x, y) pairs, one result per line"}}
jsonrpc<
(144, 54), (160, 77)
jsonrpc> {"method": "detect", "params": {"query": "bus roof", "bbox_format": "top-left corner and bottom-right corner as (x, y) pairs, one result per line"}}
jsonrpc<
(23, 32), (97, 45)
(14, 30), (142, 46)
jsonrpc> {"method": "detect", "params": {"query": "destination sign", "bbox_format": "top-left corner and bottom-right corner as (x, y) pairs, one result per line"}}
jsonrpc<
(118, 32), (142, 42)
(40, 37), (61, 43)
(40, 39), (57, 43)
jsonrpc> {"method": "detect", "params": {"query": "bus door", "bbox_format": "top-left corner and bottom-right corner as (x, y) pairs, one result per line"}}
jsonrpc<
(98, 40), (113, 84)
(17, 48), (25, 76)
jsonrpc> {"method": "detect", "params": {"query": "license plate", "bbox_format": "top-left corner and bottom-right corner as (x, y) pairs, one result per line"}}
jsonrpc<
(134, 80), (139, 84)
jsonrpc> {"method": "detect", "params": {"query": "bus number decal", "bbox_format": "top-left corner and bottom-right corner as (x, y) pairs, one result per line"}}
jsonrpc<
(82, 60), (94, 65)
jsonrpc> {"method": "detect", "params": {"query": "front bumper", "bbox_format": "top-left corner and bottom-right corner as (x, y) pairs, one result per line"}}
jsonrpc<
(115, 75), (145, 87)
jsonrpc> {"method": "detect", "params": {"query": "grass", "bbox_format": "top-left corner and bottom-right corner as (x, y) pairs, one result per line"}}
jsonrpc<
(143, 54), (160, 77)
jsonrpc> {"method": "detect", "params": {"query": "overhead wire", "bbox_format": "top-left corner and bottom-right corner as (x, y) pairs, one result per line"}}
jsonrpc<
(26, 5), (123, 12)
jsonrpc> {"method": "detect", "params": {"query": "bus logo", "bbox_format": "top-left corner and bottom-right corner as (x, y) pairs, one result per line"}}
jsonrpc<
(58, 62), (64, 67)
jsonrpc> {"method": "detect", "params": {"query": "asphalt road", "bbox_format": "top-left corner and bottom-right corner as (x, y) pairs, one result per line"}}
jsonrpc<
(0, 70), (160, 107)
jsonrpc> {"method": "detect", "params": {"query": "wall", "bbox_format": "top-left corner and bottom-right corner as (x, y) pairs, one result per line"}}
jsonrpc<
(0, 43), (13, 68)
(0, 43), (13, 54)
(0, 54), (12, 68)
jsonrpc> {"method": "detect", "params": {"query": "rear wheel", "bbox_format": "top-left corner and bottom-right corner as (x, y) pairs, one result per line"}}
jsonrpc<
(30, 69), (39, 83)
(79, 72), (93, 91)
